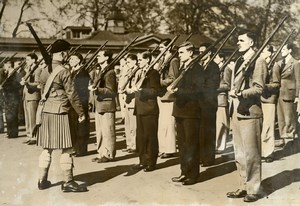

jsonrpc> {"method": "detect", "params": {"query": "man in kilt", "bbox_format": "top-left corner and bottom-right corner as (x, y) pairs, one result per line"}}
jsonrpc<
(36, 39), (87, 192)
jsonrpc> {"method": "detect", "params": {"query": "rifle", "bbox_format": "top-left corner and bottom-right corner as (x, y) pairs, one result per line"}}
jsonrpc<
(268, 29), (296, 69)
(26, 22), (51, 66)
(204, 27), (237, 69)
(74, 41), (108, 76)
(149, 44), (160, 54)
(83, 50), (92, 62)
(63, 44), (83, 64)
(0, 52), (18, 67)
(235, 15), (288, 93)
(135, 35), (180, 90)
(91, 36), (140, 88)
(167, 28), (236, 93)
(23, 44), (52, 82)
(0, 60), (26, 88)
(158, 33), (194, 74)
(219, 48), (239, 72)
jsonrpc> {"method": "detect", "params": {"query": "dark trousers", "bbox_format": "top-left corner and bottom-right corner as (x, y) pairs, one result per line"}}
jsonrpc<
(4, 92), (19, 138)
(69, 107), (90, 155)
(136, 114), (159, 167)
(176, 117), (200, 179)
(199, 106), (217, 164)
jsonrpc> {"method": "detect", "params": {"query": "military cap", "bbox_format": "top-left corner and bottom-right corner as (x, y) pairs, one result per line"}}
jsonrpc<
(50, 39), (70, 53)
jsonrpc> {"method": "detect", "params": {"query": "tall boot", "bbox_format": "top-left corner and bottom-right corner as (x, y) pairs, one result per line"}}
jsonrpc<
(61, 169), (88, 192)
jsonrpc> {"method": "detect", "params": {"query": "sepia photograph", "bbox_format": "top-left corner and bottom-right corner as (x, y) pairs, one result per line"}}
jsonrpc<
(0, 0), (300, 205)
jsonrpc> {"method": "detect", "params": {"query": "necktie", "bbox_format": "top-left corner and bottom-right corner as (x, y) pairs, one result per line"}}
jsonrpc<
(234, 56), (244, 78)
(280, 58), (286, 71)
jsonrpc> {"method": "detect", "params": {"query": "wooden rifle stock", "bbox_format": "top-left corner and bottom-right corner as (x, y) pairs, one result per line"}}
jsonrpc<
(0, 60), (26, 87)
(135, 35), (180, 89)
(92, 36), (140, 88)
(236, 15), (288, 93)
(268, 29), (296, 69)
(26, 22), (51, 65)
(205, 27), (237, 69)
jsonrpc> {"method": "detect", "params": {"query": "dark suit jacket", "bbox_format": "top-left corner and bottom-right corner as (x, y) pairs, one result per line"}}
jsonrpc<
(172, 62), (204, 118)
(277, 57), (300, 101)
(199, 61), (220, 108)
(217, 65), (232, 107)
(261, 62), (280, 104)
(93, 68), (117, 113)
(134, 69), (160, 115)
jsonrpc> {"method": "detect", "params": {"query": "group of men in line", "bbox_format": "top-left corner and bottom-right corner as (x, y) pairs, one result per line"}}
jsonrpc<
(0, 28), (299, 202)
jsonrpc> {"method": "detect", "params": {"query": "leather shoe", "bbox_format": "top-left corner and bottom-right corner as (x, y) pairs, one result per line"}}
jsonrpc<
(243, 194), (260, 202)
(38, 179), (51, 190)
(127, 149), (136, 153)
(27, 140), (37, 145)
(201, 161), (214, 167)
(143, 166), (155, 172)
(97, 156), (111, 163)
(227, 189), (247, 198)
(61, 181), (88, 192)
(23, 140), (30, 144)
(132, 164), (146, 170)
(182, 178), (197, 185)
(160, 153), (174, 159)
(171, 175), (187, 182)
(91, 157), (100, 162)
(265, 156), (274, 163)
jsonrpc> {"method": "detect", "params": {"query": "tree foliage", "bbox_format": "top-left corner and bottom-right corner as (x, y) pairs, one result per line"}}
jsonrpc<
(0, 0), (299, 46)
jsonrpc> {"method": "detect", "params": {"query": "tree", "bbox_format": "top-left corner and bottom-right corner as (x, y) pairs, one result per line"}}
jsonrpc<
(0, 0), (8, 25)
(12, 0), (32, 37)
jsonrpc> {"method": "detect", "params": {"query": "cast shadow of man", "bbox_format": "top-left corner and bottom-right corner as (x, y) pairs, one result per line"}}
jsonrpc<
(261, 169), (300, 197)
(74, 164), (133, 186)
(273, 138), (300, 161)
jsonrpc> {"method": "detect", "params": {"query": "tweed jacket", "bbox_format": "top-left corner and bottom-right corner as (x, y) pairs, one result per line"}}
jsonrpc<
(217, 65), (232, 107)
(92, 67), (117, 113)
(43, 64), (84, 116)
(277, 57), (300, 101)
(232, 56), (267, 119)
(22, 64), (42, 101)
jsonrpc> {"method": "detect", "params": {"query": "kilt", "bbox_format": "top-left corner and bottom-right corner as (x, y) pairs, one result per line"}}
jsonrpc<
(37, 113), (72, 149)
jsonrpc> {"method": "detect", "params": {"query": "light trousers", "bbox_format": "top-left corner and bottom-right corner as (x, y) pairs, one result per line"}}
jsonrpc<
(95, 112), (116, 159)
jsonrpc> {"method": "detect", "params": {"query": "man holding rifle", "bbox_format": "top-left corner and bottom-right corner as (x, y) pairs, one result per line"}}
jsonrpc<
(89, 50), (117, 163)
(169, 42), (203, 185)
(0, 60), (22, 139)
(227, 30), (267, 202)
(156, 38), (180, 159)
(198, 42), (220, 167)
(20, 52), (42, 145)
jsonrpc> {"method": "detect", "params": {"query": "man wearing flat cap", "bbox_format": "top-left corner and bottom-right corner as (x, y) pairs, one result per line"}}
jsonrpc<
(36, 39), (88, 192)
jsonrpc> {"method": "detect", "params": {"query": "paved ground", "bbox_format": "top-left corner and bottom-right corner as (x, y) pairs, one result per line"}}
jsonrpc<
(1, 112), (300, 206)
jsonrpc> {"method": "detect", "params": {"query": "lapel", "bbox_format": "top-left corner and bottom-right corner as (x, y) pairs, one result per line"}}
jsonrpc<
(282, 57), (294, 74)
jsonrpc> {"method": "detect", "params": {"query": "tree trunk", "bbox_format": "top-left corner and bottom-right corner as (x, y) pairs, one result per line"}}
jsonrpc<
(0, 0), (8, 24)
(12, 0), (29, 38)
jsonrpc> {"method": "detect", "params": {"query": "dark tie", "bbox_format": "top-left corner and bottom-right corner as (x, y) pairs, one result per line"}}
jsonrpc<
(234, 56), (244, 78)
(280, 58), (286, 71)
